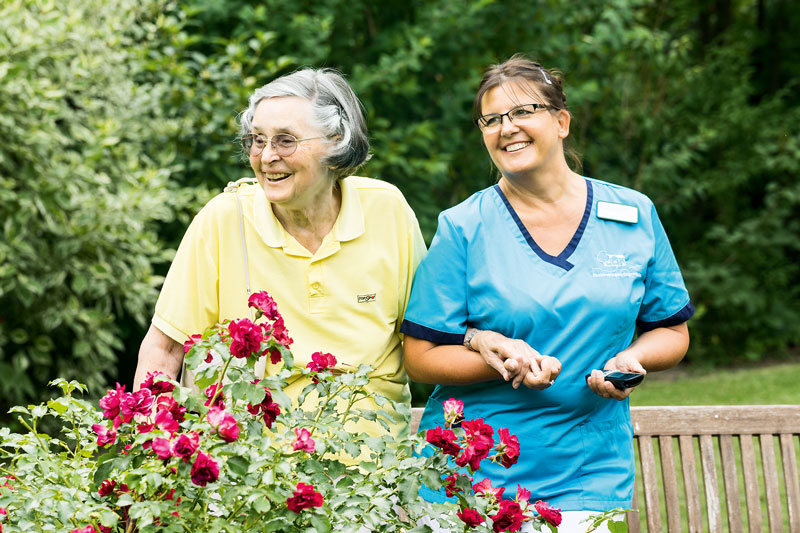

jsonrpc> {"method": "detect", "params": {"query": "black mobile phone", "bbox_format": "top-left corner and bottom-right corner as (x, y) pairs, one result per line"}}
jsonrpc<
(585, 370), (645, 390)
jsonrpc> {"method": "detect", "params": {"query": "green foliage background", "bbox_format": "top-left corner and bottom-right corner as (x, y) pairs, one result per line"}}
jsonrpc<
(1, 0), (798, 413)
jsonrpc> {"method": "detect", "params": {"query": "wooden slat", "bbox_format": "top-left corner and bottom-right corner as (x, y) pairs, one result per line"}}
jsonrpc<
(760, 434), (784, 533)
(658, 435), (682, 532)
(699, 434), (723, 532)
(740, 435), (763, 533)
(719, 434), (743, 533)
(679, 435), (704, 533)
(780, 434), (800, 533)
(638, 436), (662, 532)
(627, 475), (641, 533)
(632, 405), (800, 436)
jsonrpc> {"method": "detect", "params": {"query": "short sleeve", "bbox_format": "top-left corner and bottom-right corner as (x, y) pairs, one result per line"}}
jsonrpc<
(152, 205), (221, 344)
(636, 203), (694, 332)
(400, 212), (467, 345)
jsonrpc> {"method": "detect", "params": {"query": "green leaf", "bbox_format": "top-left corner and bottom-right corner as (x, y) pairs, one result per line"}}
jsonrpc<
(398, 476), (421, 504)
(608, 520), (629, 533)
(227, 455), (250, 477)
(310, 513), (331, 532)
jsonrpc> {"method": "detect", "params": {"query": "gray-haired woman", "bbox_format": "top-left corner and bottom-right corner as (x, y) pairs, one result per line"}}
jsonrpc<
(133, 68), (426, 437)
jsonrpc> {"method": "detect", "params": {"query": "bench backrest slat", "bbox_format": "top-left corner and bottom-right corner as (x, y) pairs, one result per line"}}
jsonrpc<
(761, 434), (784, 532)
(740, 435), (763, 532)
(779, 434), (800, 532)
(719, 434), (744, 532)
(658, 435), (682, 531)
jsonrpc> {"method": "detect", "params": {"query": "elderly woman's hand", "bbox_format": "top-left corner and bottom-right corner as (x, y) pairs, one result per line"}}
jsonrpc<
(469, 330), (560, 389)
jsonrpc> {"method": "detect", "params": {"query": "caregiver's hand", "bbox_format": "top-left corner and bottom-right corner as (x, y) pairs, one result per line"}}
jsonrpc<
(469, 330), (560, 389)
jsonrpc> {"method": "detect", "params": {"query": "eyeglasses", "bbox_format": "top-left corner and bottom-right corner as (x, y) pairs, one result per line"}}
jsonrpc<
(474, 103), (552, 132)
(240, 133), (324, 157)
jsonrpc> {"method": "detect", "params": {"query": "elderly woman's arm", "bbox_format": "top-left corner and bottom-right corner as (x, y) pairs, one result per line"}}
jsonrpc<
(133, 324), (184, 391)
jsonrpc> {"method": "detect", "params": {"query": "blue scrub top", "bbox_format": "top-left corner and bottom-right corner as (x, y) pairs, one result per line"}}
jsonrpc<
(401, 177), (693, 511)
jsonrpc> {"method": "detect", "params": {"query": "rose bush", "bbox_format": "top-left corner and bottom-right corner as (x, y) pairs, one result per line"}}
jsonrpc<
(0, 291), (622, 532)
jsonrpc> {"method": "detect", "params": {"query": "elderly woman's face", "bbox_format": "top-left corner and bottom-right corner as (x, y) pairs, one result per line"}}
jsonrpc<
(249, 97), (331, 210)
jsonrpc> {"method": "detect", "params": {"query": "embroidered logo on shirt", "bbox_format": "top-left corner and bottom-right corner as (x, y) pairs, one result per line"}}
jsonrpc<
(592, 251), (642, 278)
(357, 293), (377, 303)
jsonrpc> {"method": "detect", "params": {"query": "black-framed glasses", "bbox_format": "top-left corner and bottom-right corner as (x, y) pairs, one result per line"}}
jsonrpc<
(474, 103), (551, 132)
(240, 133), (324, 157)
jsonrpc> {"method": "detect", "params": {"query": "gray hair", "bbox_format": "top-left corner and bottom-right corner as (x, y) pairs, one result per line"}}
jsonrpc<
(240, 68), (371, 178)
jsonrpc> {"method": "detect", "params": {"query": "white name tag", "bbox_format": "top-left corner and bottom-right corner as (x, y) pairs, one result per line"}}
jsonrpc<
(597, 201), (638, 224)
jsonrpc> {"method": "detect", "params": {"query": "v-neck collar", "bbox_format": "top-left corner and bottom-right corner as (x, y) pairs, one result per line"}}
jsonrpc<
(493, 178), (593, 271)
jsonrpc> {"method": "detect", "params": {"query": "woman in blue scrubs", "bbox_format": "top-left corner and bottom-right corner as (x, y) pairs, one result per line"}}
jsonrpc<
(401, 55), (693, 530)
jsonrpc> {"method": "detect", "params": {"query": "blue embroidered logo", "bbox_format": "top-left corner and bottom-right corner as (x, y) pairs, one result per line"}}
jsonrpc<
(592, 251), (641, 278)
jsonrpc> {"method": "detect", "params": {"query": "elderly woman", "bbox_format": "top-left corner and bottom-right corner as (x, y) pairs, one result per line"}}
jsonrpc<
(402, 55), (693, 531)
(134, 68), (425, 436)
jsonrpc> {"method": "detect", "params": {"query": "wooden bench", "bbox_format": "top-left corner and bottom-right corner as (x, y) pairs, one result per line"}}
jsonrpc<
(410, 405), (800, 532)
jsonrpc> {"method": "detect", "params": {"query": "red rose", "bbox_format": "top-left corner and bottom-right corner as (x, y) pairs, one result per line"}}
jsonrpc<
(151, 437), (173, 460)
(183, 334), (202, 354)
(473, 478), (504, 501)
(306, 351), (337, 373)
(425, 426), (461, 457)
(534, 500), (562, 527)
(442, 398), (465, 427)
(286, 482), (323, 512)
(443, 473), (471, 497)
(495, 428), (521, 468)
(515, 485), (531, 504)
(120, 388), (154, 423)
(456, 418), (494, 471)
(457, 508), (485, 528)
(155, 396), (187, 423)
(270, 316), (293, 347)
(262, 401), (281, 428)
(248, 291), (279, 320)
(292, 428), (315, 453)
(266, 347), (282, 364)
(91, 424), (116, 447)
(154, 409), (180, 436)
(204, 384), (225, 409)
(228, 318), (263, 359)
(141, 371), (175, 395)
(190, 451), (219, 487)
(491, 500), (523, 532)
(172, 432), (200, 462)
(207, 407), (239, 442)
(98, 479), (116, 497)
(98, 383), (126, 420)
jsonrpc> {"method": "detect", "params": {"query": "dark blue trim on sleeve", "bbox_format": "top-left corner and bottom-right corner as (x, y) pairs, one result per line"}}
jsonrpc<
(637, 301), (695, 332)
(400, 320), (464, 345)
(492, 179), (593, 271)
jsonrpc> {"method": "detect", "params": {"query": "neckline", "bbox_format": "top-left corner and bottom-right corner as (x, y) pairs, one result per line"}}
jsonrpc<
(492, 178), (593, 271)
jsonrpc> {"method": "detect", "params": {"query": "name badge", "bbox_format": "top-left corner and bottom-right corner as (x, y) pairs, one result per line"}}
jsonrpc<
(597, 201), (638, 224)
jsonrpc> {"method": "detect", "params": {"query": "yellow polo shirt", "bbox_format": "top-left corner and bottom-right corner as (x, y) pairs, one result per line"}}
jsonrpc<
(153, 176), (426, 437)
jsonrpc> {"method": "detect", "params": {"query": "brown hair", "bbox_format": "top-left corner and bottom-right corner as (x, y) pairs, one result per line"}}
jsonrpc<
(474, 54), (582, 173)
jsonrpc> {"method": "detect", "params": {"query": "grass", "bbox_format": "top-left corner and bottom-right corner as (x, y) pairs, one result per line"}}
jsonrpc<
(630, 360), (800, 406)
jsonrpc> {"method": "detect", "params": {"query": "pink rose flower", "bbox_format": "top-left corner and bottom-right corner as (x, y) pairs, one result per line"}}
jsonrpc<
(495, 428), (521, 468)
(306, 351), (337, 373)
(98, 479), (116, 497)
(137, 423), (154, 433)
(154, 409), (180, 436)
(473, 478), (505, 501)
(190, 451), (219, 486)
(491, 500), (523, 532)
(248, 291), (279, 320)
(292, 428), (315, 453)
(228, 318), (263, 359)
(207, 407), (239, 442)
(270, 316), (293, 347)
(425, 426), (461, 457)
(183, 334), (202, 354)
(515, 485), (531, 504)
(457, 507), (485, 528)
(119, 388), (154, 423)
(172, 432), (200, 462)
(98, 383), (126, 420)
(286, 482), (323, 512)
(204, 384), (225, 409)
(534, 500), (562, 527)
(151, 437), (173, 460)
(140, 371), (175, 395)
(91, 424), (116, 447)
(443, 473), (471, 497)
(155, 396), (187, 423)
(443, 398), (465, 427)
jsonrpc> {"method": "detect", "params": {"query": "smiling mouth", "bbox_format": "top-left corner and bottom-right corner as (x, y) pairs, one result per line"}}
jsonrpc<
(504, 142), (531, 153)
(264, 172), (291, 182)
